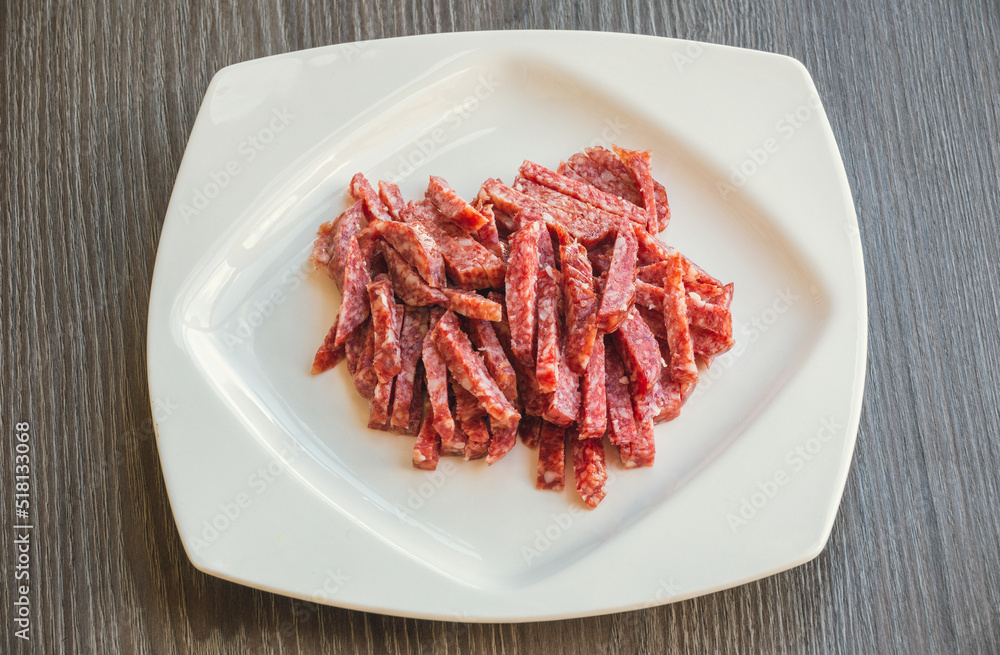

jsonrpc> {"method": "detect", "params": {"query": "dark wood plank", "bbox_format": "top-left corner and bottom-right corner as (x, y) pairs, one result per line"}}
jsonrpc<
(2, 0), (1000, 652)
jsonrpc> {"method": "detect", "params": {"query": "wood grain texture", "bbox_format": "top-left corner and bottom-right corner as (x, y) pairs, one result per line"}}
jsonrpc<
(3, 0), (1000, 652)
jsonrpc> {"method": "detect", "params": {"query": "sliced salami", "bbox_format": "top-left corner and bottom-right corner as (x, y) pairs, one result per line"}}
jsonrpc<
(505, 220), (541, 367)
(313, 200), (365, 290)
(467, 318), (518, 402)
(536, 422), (566, 491)
(422, 310), (456, 442)
(535, 266), (561, 394)
(412, 400), (441, 470)
(431, 311), (521, 427)
(612, 306), (662, 396)
(486, 419), (518, 464)
(577, 335), (607, 439)
(442, 288), (503, 322)
(380, 242), (449, 306)
(390, 306), (429, 430)
(572, 435), (608, 508)
(518, 160), (647, 226)
(352, 323), (378, 400)
(596, 216), (638, 333)
(542, 354), (580, 427)
(350, 172), (392, 222)
(663, 251), (699, 384)
(311, 315), (346, 374)
(378, 180), (406, 221)
(559, 242), (599, 375)
(605, 346), (638, 446)
(519, 414), (542, 449)
(619, 418), (655, 468)
(367, 276), (402, 383)
(375, 219), (446, 287)
(612, 146), (658, 234)
(585, 146), (669, 229)
(334, 236), (372, 347)
(426, 175), (488, 232)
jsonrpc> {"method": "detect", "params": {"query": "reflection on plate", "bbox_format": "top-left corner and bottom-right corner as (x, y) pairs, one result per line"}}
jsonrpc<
(148, 30), (866, 621)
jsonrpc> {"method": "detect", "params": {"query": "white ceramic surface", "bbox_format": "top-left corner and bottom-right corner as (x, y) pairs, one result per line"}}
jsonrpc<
(147, 30), (866, 622)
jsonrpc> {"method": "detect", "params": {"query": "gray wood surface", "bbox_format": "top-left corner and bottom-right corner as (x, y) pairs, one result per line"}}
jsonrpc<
(3, 0), (1000, 652)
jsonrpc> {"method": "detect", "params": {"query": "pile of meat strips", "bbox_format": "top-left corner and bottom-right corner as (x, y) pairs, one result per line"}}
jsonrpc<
(310, 146), (734, 508)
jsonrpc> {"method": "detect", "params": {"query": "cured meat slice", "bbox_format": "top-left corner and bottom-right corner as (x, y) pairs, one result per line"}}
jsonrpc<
(519, 414), (542, 449)
(486, 420), (517, 464)
(691, 326), (736, 366)
(585, 146), (669, 229)
(426, 175), (488, 232)
(636, 304), (668, 341)
(634, 280), (666, 311)
(466, 318), (517, 402)
(505, 220), (541, 367)
(605, 346), (638, 446)
(312, 200), (366, 290)
(572, 435), (608, 508)
(375, 220), (446, 287)
(367, 276), (402, 383)
(535, 266), (561, 394)
(422, 309), (456, 442)
(402, 370), (425, 436)
(619, 418), (656, 468)
(633, 222), (672, 266)
(514, 357), (550, 418)
(390, 307), (429, 430)
(368, 375), (394, 430)
(687, 292), (732, 335)
(536, 422), (566, 491)
(562, 153), (644, 208)
(334, 236), (372, 347)
(612, 146), (658, 234)
(596, 216), (638, 333)
(378, 180), (406, 221)
(486, 291), (515, 360)
(412, 401), (441, 470)
(431, 311), (521, 427)
(471, 201), (504, 259)
(350, 173), (392, 222)
(560, 243), (599, 375)
(577, 336), (607, 439)
(442, 421), (469, 457)
(513, 178), (622, 247)
(380, 242), (449, 306)
(404, 201), (505, 289)
(663, 252), (699, 384)
(518, 160), (647, 226)
(442, 288), (502, 322)
(587, 238), (615, 277)
(352, 323), (377, 400)
(451, 380), (489, 460)
(345, 318), (370, 376)
(612, 307), (661, 396)
(542, 354), (580, 427)
(311, 315), (346, 374)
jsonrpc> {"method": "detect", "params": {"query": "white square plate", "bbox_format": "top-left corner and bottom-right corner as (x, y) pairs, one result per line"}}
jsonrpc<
(148, 30), (866, 621)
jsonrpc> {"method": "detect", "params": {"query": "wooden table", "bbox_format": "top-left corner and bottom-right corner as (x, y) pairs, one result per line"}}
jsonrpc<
(3, 1), (999, 652)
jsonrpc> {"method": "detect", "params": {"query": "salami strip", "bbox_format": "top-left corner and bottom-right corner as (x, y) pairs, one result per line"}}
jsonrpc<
(585, 146), (669, 229)
(345, 318), (370, 376)
(596, 216), (638, 333)
(412, 400), (441, 470)
(487, 291), (516, 360)
(562, 153), (644, 208)
(350, 173), (392, 222)
(368, 374), (394, 430)
(390, 307), (429, 430)
(442, 420), (469, 457)
(663, 252), (699, 384)
(572, 435), (608, 508)
(426, 175), (488, 232)
(378, 180), (406, 221)
(352, 323), (377, 400)
(687, 292), (732, 334)
(637, 304), (668, 341)
(505, 220), (541, 367)
(313, 200), (366, 290)
(451, 379), (490, 460)
(691, 326), (736, 366)
(422, 309), (456, 442)
(633, 222), (672, 266)
(375, 219), (446, 287)
(467, 318), (517, 402)
(605, 346), (638, 446)
(380, 242), (449, 306)
(513, 178), (621, 247)
(367, 276), (402, 383)
(654, 366), (685, 424)
(612, 306), (663, 396)
(431, 311), (521, 427)
(612, 146), (658, 234)
(334, 236), (372, 347)
(518, 160), (647, 226)
(560, 243), (599, 375)
(311, 315), (346, 374)
(634, 280), (666, 311)
(486, 419), (518, 464)
(587, 238), (615, 277)
(577, 336), (608, 439)
(472, 201), (504, 259)
(620, 418), (656, 468)
(542, 354), (580, 427)
(402, 369), (425, 436)
(519, 414), (542, 449)
(514, 357), (550, 418)
(536, 422), (566, 491)
(535, 266), (561, 394)
(404, 201), (505, 289)
(442, 288), (503, 322)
